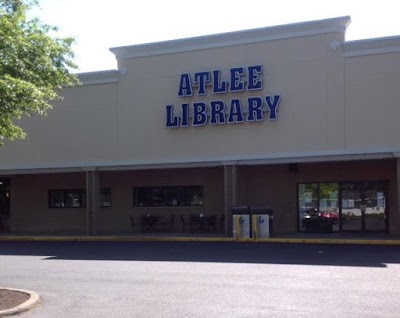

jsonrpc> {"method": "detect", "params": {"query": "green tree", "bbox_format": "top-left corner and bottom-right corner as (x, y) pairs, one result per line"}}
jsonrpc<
(0, 0), (79, 144)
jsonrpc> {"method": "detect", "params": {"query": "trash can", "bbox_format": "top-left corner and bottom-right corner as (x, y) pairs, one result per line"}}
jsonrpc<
(232, 205), (250, 240)
(251, 206), (274, 239)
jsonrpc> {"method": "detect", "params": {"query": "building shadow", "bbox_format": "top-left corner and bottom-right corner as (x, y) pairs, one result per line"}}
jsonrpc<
(1, 241), (400, 268)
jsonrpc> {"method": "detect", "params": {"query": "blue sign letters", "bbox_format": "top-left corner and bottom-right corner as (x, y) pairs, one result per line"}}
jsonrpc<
(166, 65), (280, 128)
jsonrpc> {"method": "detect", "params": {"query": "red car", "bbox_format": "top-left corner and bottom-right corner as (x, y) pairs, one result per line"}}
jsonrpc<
(318, 211), (339, 219)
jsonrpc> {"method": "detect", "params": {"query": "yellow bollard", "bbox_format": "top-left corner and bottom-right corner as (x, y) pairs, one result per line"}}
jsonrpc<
(234, 215), (241, 242)
(252, 215), (259, 242)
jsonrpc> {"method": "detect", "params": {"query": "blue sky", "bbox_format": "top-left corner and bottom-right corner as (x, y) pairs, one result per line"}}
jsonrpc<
(32, 0), (400, 73)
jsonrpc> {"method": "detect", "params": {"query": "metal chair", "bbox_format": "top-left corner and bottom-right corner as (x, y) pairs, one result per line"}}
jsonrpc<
(129, 215), (141, 232)
(203, 215), (225, 232)
(205, 215), (218, 232)
(217, 215), (225, 232)
(168, 214), (176, 232)
(159, 214), (176, 232)
(180, 215), (192, 232)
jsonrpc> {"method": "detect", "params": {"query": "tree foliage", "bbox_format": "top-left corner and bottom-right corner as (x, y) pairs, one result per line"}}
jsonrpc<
(0, 0), (79, 144)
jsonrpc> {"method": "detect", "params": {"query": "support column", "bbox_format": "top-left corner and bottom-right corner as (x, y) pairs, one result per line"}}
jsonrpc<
(224, 164), (238, 236)
(395, 158), (400, 235)
(86, 170), (99, 236)
(232, 164), (238, 205)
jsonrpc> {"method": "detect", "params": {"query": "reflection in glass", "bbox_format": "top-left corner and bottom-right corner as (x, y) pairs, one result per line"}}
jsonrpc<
(364, 182), (386, 231)
(298, 183), (318, 231)
(134, 186), (203, 207)
(50, 190), (65, 208)
(66, 191), (81, 207)
(298, 183), (339, 232)
(49, 189), (86, 208)
(299, 182), (387, 233)
(319, 183), (339, 232)
(341, 183), (362, 231)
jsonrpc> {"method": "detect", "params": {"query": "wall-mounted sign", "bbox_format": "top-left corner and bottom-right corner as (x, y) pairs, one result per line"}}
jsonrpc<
(165, 65), (281, 127)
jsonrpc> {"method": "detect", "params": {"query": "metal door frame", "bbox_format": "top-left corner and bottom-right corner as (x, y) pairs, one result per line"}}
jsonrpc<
(339, 181), (388, 232)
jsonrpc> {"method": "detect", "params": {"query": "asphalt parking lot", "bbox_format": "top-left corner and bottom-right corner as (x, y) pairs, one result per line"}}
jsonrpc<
(1, 241), (400, 317)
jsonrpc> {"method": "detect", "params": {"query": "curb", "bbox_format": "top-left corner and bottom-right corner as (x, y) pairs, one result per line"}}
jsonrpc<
(1, 235), (400, 245)
(254, 238), (400, 245)
(0, 236), (234, 243)
(0, 288), (40, 317)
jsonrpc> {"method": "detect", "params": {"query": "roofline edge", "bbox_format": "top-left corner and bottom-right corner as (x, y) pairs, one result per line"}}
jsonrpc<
(110, 16), (351, 60)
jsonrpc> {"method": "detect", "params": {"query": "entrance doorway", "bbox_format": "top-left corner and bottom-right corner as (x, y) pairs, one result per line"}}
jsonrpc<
(298, 181), (388, 233)
(341, 182), (387, 232)
(0, 178), (11, 233)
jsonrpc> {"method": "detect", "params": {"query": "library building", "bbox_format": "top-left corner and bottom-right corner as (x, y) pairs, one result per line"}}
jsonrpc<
(1, 16), (400, 236)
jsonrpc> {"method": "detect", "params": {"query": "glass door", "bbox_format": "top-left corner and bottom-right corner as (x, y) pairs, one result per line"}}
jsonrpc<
(341, 183), (362, 231)
(364, 182), (386, 231)
(340, 182), (387, 232)
(298, 183), (339, 232)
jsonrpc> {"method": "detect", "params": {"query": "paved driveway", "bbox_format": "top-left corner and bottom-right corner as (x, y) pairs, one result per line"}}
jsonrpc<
(1, 241), (400, 317)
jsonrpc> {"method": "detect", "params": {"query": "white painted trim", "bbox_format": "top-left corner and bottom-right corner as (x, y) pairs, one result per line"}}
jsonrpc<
(77, 70), (119, 85)
(344, 35), (400, 57)
(110, 16), (350, 60)
(0, 147), (398, 175)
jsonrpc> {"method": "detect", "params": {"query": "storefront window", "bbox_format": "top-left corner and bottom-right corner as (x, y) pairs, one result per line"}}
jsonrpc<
(133, 186), (203, 207)
(298, 183), (318, 231)
(66, 190), (82, 207)
(49, 190), (66, 208)
(298, 183), (339, 232)
(49, 188), (111, 208)
(49, 189), (86, 208)
(341, 182), (387, 231)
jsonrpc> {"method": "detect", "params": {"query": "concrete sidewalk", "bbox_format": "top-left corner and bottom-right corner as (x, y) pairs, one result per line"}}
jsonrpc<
(1, 232), (400, 245)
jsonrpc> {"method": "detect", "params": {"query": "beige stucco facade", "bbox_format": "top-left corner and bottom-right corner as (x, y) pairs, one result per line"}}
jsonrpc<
(1, 16), (400, 235)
